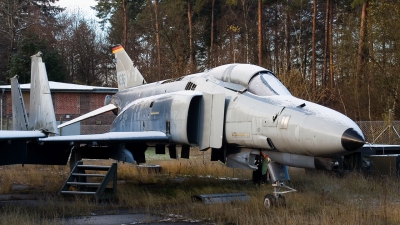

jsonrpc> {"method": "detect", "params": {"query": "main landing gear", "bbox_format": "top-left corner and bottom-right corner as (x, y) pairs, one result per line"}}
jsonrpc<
(263, 161), (296, 208)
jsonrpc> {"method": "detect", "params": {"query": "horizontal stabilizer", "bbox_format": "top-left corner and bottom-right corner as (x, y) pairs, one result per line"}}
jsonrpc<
(58, 104), (118, 129)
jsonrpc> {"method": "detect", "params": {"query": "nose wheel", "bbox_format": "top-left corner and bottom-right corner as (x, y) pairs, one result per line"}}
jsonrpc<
(263, 181), (295, 209)
(263, 194), (286, 208)
(263, 194), (276, 208)
(276, 194), (286, 206)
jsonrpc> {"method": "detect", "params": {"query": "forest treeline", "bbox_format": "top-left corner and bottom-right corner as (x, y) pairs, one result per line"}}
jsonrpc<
(0, 0), (400, 121)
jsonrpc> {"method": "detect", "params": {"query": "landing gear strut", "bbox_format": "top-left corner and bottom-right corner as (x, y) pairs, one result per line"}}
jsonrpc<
(263, 161), (296, 208)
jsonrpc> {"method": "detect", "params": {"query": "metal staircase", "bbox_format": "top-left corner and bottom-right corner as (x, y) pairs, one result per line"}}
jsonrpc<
(60, 161), (117, 200)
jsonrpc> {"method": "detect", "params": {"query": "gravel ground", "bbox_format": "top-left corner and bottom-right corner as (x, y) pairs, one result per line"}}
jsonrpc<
(0, 193), (208, 225)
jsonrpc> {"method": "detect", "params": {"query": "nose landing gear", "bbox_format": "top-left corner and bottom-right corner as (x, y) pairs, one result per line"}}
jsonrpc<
(263, 181), (296, 208)
(263, 161), (297, 209)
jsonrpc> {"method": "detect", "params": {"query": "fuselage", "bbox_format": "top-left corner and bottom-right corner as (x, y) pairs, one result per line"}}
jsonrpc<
(109, 64), (365, 159)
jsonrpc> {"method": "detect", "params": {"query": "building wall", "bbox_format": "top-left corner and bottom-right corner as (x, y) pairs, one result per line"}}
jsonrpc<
(54, 93), (80, 115)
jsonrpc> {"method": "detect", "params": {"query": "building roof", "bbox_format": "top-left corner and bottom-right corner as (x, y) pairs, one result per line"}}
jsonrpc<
(0, 81), (118, 93)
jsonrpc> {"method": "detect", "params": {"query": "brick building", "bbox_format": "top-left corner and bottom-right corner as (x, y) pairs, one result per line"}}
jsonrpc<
(0, 81), (118, 135)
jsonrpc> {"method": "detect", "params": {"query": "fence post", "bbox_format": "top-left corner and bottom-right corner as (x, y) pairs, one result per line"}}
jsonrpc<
(389, 109), (392, 144)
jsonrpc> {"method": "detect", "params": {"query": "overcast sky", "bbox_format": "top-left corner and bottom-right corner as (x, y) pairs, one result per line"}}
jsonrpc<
(56, 0), (96, 13)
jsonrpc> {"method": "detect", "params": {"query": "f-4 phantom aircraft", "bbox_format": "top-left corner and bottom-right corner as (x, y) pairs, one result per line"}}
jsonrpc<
(1, 47), (365, 207)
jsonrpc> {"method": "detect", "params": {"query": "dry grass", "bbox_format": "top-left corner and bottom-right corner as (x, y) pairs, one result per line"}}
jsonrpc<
(1, 149), (400, 225)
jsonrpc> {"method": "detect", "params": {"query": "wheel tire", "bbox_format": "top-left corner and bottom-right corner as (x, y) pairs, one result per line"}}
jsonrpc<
(263, 194), (276, 208)
(276, 194), (286, 207)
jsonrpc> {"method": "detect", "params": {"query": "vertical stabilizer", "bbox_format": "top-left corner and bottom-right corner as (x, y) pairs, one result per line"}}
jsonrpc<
(10, 75), (29, 131)
(112, 45), (146, 91)
(28, 52), (57, 134)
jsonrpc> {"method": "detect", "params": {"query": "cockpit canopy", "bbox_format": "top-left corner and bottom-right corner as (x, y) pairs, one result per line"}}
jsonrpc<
(248, 72), (291, 96)
(208, 64), (291, 96)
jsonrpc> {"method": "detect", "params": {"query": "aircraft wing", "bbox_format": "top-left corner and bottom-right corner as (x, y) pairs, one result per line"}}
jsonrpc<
(40, 131), (169, 143)
(0, 130), (46, 139)
(35, 131), (170, 165)
(0, 130), (68, 166)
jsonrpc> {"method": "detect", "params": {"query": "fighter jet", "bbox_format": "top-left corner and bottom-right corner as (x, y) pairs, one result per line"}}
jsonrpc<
(50, 45), (365, 207)
(1, 47), (365, 207)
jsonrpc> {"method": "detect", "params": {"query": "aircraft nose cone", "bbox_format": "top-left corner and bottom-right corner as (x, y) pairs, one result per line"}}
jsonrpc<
(341, 128), (365, 151)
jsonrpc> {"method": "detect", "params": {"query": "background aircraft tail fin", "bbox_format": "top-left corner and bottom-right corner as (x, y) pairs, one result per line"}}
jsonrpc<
(28, 52), (58, 134)
(10, 75), (29, 131)
(112, 45), (146, 91)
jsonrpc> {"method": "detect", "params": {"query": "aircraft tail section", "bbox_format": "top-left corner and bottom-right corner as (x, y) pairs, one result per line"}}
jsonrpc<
(10, 75), (29, 131)
(112, 45), (146, 91)
(28, 52), (58, 134)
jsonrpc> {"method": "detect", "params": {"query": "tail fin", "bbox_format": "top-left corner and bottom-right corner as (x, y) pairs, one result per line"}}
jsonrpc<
(28, 52), (57, 134)
(10, 75), (29, 131)
(112, 45), (146, 91)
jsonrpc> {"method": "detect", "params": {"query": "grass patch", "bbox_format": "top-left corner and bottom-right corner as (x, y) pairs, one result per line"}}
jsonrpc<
(0, 149), (400, 224)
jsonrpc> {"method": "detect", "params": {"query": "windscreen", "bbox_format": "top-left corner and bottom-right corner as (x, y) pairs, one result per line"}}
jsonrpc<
(247, 72), (291, 96)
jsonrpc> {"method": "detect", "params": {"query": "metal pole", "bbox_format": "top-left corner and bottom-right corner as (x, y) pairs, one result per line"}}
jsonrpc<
(6, 116), (10, 130)
(389, 109), (392, 145)
(59, 116), (63, 136)
(1, 89), (4, 130)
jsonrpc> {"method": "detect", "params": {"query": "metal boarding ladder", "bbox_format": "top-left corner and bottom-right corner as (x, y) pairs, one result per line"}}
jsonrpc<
(60, 161), (117, 200)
